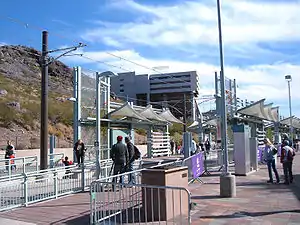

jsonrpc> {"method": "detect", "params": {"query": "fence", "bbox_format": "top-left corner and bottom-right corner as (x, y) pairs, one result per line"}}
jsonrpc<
(151, 131), (170, 157)
(90, 182), (191, 225)
(201, 144), (234, 174)
(0, 156), (38, 178)
(0, 162), (96, 212)
(90, 159), (190, 225)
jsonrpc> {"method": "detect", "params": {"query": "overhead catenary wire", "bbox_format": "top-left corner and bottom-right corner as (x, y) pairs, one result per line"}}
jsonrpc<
(0, 15), (201, 91)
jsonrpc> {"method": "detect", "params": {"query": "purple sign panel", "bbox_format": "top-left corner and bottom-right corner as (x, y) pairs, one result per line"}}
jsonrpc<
(191, 152), (204, 179)
(257, 146), (264, 161)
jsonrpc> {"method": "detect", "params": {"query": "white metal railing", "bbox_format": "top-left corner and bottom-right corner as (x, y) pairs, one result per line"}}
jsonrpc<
(90, 182), (191, 225)
(48, 153), (65, 168)
(90, 159), (190, 225)
(0, 162), (96, 212)
(0, 156), (38, 178)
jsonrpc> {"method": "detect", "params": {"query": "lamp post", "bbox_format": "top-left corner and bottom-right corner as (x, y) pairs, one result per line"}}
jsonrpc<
(285, 74), (293, 145)
(95, 71), (117, 179)
(216, 0), (236, 197)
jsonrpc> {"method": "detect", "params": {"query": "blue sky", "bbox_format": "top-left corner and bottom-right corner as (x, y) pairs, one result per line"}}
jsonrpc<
(0, 0), (300, 118)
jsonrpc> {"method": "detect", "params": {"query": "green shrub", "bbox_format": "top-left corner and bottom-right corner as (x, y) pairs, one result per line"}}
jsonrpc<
(135, 128), (146, 136)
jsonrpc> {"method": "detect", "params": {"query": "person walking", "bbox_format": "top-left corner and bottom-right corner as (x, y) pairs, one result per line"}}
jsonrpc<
(110, 136), (128, 188)
(280, 140), (295, 185)
(263, 138), (280, 184)
(204, 139), (211, 154)
(125, 137), (138, 184)
(74, 139), (86, 166)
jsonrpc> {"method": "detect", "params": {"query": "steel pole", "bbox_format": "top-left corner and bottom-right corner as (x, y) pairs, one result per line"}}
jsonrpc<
(288, 80), (293, 145)
(95, 73), (101, 179)
(217, 0), (229, 174)
(40, 31), (49, 170)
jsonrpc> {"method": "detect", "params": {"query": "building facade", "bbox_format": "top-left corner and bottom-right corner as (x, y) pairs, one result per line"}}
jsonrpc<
(110, 71), (200, 120)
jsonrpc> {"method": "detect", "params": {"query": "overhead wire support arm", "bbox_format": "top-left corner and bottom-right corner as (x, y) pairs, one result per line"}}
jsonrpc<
(45, 43), (87, 66)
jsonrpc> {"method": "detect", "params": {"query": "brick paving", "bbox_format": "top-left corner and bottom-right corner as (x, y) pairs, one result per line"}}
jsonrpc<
(0, 155), (300, 224)
(189, 155), (300, 225)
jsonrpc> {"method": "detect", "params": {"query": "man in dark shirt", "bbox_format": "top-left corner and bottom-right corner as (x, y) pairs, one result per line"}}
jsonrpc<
(110, 136), (128, 187)
(125, 137), (136, 184)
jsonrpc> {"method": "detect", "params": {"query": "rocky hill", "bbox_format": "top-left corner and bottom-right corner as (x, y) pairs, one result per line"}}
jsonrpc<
(0, 45), (75, 149)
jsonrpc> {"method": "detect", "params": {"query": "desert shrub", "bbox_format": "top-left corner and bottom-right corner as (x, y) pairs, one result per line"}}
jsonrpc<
(169, 123), (183, 136)
(135, 128), (146, 136)
(172, 132), (182, 146)
(0, 103), (18, 128)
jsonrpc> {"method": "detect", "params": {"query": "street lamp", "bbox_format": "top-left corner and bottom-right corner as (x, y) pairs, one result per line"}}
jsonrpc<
(95, 71), (117, 179)
(285, 74), (293, 145)
(216, 0), (236, 198)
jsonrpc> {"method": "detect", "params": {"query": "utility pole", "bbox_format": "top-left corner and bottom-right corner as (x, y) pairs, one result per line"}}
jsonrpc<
(217, 0), (236, 198)
(40, 31), (48, 170)
(183, 93), (187, 132)
(39, 31), (86, 170)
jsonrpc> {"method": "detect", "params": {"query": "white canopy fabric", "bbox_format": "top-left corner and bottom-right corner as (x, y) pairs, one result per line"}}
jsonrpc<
(188, 120), (199, 129)
(205, 118), (218, 127)
(159, 109), (183, 124)
(271, 107), (279, 122)
(263, 104), (275, 121)
(140, 105), (168, 122)
(280, 117), (300, 129)
(107, 102), (150, 122)
(238, 99), (266, 120)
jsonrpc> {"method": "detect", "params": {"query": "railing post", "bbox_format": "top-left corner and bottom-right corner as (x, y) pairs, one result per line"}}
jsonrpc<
(8, 159), (11, 177)
(23, 173), (28, 206)
(54, 171), (58, 198)
(35, 156), (39, 171)
(81, 162), (85, 192)
(22, 157), (25, 174)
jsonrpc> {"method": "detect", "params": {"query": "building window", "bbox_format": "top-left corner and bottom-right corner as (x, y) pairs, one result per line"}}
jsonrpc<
(120, 78), (124, 81)
(120, 84), (124, 87)
(120, 89), (124, 93)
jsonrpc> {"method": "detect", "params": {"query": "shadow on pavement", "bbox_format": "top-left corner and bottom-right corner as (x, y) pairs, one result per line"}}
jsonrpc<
(191, 195), (222, 200)
(200, 209), (300, 219)
(56, 214), (90, 225)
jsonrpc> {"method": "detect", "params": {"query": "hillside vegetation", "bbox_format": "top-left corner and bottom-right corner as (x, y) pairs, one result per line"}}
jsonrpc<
(0, 45), (75, 148)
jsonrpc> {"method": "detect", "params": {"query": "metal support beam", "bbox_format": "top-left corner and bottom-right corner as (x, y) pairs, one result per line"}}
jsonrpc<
(40, 31), (49, 170)
(95, 73), (101, 179)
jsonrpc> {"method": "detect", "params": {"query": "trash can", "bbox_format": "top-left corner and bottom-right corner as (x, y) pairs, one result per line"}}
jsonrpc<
(141, 165), (189, 222)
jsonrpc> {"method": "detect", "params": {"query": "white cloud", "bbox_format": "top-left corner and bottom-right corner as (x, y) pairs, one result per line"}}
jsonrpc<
(65, 49), (300, 107)
(82, 0), (300, 47)
(71, 0), (300, 117)
(0, 42), (7, 46)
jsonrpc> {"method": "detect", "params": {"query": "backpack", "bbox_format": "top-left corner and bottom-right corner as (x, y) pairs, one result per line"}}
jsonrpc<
(133, 145), (141, 159)
(287, 148), (295, 161)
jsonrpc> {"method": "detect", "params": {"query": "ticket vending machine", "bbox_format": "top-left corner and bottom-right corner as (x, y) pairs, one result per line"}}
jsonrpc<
(232, 124), (251, 176)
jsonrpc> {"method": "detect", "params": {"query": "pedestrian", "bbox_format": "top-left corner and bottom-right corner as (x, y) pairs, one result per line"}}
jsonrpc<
(280, 140), (295, 185)
(5, 141), (15, 171)
(205, 139), (211, 154)
(170, 139), (175, 155)
(282, 133), (292, 147)
(61, 156), (73, 176)
(263, 138), (280, 184)
(110, 136), (128, 189)
(74, 139), (86, 166)
(125, 137), (140, 184)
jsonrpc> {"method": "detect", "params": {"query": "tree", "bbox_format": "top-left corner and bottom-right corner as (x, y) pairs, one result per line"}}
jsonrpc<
(266, 128), (273, 141)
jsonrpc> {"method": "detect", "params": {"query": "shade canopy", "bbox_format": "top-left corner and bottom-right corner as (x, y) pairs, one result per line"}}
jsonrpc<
(107, 102), (150, 121)
(238, 99), (279, 122)
(280, 116), (300, 129)
(140, 105), (168, 122)
(106, 102), (182, 125)
(159, 109), (183, 124)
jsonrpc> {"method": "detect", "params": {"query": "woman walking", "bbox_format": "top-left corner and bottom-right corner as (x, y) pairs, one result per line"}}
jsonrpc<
(263, 138), (280, 184)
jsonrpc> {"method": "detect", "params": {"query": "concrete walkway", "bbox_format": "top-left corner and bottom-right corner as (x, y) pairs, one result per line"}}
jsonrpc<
(0, 155), (300, 225)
